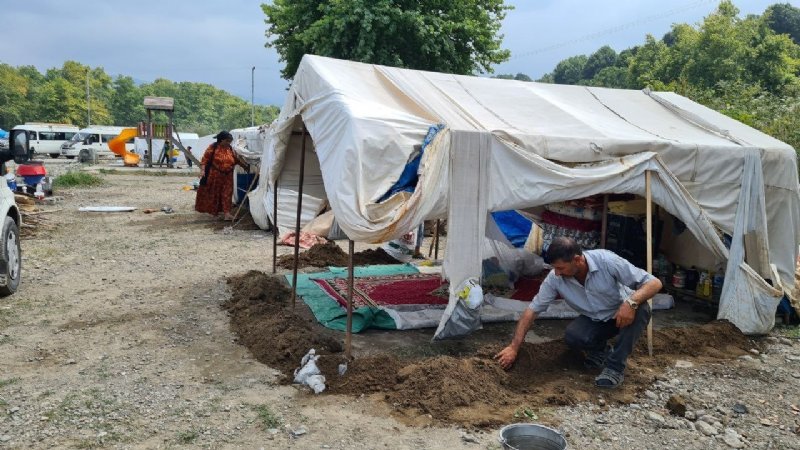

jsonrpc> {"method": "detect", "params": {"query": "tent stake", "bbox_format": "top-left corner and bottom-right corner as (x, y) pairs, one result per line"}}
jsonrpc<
(290, 128), (308, 309)
(346, 239), (354, 359)
(645, 171), (654, 357)
(600, 194), (609, 249)
(272, 175), (279, 274)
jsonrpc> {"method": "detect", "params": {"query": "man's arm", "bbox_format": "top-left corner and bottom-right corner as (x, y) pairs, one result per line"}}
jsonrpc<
(495, 308), (538, 369)
(607, 251), (663, 327)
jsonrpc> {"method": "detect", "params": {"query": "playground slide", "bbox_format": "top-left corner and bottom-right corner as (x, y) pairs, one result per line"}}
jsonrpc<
(108, 128), (141, 166)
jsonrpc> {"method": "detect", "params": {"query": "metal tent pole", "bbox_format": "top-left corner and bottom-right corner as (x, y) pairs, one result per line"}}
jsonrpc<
(289, 127), (308, 309)
(346, 239), (354, 359)
(645, 171), (654, 357)
(600, 194), (609, 249)
(272, 176), (279, 274)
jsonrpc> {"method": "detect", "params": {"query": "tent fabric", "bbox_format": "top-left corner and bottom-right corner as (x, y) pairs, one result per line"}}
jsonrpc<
(251, 55), (800, 337)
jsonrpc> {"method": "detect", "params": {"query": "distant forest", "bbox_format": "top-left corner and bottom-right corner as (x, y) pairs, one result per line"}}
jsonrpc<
(0, 60), (279, 136)
(496, 1), (800, 154)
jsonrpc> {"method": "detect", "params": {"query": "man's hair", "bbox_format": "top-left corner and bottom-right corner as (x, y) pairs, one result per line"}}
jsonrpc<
(544, 237), (582, 264)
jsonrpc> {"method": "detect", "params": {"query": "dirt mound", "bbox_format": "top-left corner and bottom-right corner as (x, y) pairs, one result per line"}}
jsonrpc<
(224, 271), (758, 427)
(223, 271), (342, 375)
(277, 241), (399, 269)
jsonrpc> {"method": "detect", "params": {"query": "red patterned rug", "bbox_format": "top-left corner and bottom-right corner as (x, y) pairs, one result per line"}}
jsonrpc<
(311, 273), (449, 309)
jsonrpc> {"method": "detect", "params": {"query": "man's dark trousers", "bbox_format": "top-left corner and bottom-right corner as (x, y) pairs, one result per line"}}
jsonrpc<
(563, 304), (651, 373)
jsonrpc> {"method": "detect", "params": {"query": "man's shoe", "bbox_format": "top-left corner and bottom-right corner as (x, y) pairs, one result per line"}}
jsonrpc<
(595, 367), (624, 389)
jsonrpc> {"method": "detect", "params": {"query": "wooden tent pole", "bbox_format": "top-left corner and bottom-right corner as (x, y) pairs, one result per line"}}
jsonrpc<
(434, 219), (441, 260)
(600, 194), (609, 249)
(290, 127), (308, 309)
(346, 239), (355, 359)
(272, 175), (279, 274)
(645, 171), (654, 357)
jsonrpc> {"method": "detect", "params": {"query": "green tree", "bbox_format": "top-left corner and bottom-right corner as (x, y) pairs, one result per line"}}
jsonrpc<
(111, 76), (143, 126)
(0, 64), (30, 129)
(764, 3), (800, 44)
(552, 55), (588, 85)
(493, 73), (532, 81)
(262, 0), (512, 79)
(582, 45), (617, 81)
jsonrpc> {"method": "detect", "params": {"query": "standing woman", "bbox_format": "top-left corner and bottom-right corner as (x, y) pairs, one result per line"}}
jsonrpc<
(195, 131), (249, 221)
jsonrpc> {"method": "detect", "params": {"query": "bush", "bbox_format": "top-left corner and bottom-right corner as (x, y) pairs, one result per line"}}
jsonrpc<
(52, 171), (104, 190)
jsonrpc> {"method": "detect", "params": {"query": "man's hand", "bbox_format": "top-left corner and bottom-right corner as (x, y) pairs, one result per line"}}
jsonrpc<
(494, 345), (518, 370)
(615, 302), (636, 328)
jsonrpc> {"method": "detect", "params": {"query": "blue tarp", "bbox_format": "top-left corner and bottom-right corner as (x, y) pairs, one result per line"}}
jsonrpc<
(378, 124), (444, 202)
(491, 210), (533, 248)
(0, 129), (8, 139)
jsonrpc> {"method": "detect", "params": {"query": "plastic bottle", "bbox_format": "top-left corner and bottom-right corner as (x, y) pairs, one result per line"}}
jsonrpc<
(4, 169), (16, 191)
(34, 182), (44, 200)
(671, 266), (686, 289)
(701, 272), (713, 299)
(696, 271), (707, 297)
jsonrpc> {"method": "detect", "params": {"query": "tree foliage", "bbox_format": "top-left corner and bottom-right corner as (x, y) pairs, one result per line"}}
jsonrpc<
(540, 1), (800, 155)
(262, 0), (512, 79)
(0, 61), (279, 136)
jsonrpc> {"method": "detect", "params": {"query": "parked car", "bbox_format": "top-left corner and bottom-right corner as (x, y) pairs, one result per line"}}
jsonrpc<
(12, 123), (79, 159)
(0, 130), (27, 296)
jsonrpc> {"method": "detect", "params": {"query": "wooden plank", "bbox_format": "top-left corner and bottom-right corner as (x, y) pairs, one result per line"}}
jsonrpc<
(143, 96), (174, 111)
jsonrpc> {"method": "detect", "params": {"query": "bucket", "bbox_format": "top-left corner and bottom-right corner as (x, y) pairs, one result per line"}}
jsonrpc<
(499, 424), (567, 450)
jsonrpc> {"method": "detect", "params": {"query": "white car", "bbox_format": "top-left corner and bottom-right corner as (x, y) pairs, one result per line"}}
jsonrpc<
(0, 130), (25, 296)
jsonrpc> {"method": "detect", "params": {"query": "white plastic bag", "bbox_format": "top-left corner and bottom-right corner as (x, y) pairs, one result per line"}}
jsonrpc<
(455, 278), (483, 310)
(293, 349), (326, 394)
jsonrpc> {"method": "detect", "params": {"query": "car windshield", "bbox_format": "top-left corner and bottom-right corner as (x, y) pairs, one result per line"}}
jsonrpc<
(70, 132), (89, 142)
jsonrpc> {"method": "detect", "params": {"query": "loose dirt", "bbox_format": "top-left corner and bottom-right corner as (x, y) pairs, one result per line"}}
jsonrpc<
(276, 240), (400, 268)
(224, 270), (754, 428)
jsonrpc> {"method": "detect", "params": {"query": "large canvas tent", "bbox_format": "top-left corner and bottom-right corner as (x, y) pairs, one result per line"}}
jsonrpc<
(250, 55), (800, 339)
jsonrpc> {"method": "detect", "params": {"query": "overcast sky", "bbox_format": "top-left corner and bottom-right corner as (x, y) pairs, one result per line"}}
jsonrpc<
(0, 0), (790, 106)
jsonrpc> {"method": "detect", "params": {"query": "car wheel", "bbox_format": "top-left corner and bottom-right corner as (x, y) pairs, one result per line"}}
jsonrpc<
(0, 216), (21, 297)
(49, 154), (59, 159)
(66, 156), (76, 160)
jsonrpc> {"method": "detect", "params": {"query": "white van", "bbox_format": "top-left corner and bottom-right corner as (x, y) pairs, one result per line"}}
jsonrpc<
(60, 126), (134, 160)
(12, 123), (79, 158)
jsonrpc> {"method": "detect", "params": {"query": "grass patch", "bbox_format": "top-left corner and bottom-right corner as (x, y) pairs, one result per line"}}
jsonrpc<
(177, 430), (199, 444)
(53, 171), (104, 190)
(254, 404), (281, 429)
(776, 324), (800, 339)
(0, 377), (20, 388)
(97, 168), (192, 177)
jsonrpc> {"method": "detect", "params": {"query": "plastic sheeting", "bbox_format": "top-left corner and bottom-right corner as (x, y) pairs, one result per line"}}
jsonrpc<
(251, 55), (800, 337)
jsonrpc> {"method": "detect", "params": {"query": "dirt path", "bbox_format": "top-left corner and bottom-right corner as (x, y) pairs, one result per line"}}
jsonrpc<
(0, 169), (798, 449)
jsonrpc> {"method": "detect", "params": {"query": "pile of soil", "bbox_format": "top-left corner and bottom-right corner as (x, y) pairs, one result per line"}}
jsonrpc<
(276, 241), (399, 269)
(223, 271), (343, 374)
(224, 271), (756, 428)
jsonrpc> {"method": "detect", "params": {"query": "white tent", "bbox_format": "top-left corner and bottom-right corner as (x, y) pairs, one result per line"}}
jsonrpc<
(250, 55), (800, 338)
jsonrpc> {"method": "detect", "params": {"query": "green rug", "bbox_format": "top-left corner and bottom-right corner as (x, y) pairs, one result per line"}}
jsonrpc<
(286, 264), (419, 332)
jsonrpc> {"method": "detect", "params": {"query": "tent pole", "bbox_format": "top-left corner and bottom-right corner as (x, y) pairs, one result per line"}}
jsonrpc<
(346, 239), (354, 359)
(645, 171), (654, 357)
(600, 194), (609, 249)
(272, 175), (279, 274)
(434, 219), (440, 260)
(290, 127), (308, 309)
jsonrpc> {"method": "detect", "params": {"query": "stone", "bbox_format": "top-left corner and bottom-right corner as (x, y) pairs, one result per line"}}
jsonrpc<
(696, 421), (718, 436)
(732, 403), (748, 415)
(792, 372), (800, 379)
(460, 432), (479, 444)
(786, 355), (800, 362)
(647, 412), (666, 426)
(685, 411), (697, 421)
(749, 348), (760, 355)
(291, 426), (308, 437)
(738, 355), (755, 362)
(675, 360), (694, 369)
(645, 390), (659, 401)
(779, 337), (793, 346)
(722, 429), (744, 448)
(666, 395), (687, 417)
(0, 435), (10, 442)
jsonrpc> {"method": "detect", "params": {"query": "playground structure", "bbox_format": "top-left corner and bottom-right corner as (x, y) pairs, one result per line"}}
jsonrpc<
(107, 128), (140, 166)
(136, 96), (200, 168)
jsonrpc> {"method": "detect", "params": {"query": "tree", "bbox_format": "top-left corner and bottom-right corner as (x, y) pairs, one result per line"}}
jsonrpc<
(0, 65), (30, 129)
(765, 3), (800, 44)
(582, 45), (617, 81)
(262, 0), (512, 79)
(552, 55), (588, 85)
(111, 76), (143, 126)
(493, 73), (532, 81)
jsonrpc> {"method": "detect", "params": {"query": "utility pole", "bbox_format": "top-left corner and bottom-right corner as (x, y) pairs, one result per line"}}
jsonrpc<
(86, 70), (91, 127)
(251, 66), (255, 127)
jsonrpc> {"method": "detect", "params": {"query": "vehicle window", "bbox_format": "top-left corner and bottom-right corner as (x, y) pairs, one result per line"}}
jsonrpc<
(85, 134), (100, 144)
(64, 132), (76, 140)
(101, 134), (118, 143)
(28, 131), (37, 140)
(39, 132), (56, 140)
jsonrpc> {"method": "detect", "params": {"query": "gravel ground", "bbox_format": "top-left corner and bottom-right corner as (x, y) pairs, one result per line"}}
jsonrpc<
(0, 164), (798, 449)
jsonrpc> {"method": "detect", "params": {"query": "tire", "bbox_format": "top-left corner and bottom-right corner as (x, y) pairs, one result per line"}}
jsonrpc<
(0, 216), (21, 297)
(66, 156), (76, 159)
(49, 154), (59, 159)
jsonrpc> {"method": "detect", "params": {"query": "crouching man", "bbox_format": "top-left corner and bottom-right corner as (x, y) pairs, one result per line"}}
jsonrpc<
(494, 237), (662, 388)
